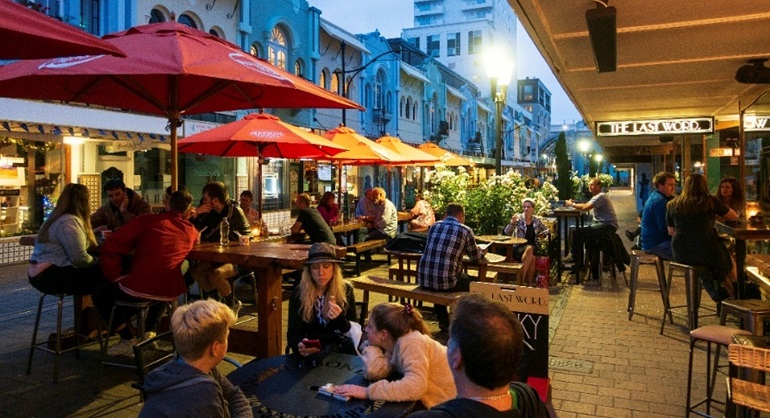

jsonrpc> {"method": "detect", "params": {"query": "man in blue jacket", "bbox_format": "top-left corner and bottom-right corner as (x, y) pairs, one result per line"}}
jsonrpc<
(640, 172), (676, 260)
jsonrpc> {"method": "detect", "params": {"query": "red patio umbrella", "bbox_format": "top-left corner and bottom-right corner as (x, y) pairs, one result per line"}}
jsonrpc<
(0, 0), (125, 59)
(178, 113), (348, 217)
(0, 21), (362, 189)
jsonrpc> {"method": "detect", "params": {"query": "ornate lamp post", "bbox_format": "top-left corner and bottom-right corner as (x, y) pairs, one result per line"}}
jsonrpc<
(484, 47), (514, 174)
(338, 41), (398, 127)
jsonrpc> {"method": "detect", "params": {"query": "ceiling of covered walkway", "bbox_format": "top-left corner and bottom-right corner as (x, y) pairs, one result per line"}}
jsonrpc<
(508, 0), (770, 158)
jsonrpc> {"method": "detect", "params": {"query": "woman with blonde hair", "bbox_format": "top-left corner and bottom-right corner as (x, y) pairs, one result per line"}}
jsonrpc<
(335, 302), (456, 409)
(504, 197), (550, 285)
(287, 242), (357, 357)
(409, 192), (435, 232)
(666, 173), (738, 302)
(28, 183), (104, 295)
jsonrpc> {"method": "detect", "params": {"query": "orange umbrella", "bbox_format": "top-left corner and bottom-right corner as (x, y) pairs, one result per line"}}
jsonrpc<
(417, 143), (475, 167)
(375, 135), (440, 165)
(178, 113), (348, 218)
(320, 126), (409, 209)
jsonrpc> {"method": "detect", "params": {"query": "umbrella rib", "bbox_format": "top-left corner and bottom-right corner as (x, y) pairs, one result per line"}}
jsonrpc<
(106, 75), (168, 114)
(230, 83), (261, 108)
(181, 80), (247, 112)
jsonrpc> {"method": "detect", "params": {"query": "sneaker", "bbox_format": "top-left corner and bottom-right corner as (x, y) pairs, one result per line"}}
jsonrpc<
(107, 338), (137, 357)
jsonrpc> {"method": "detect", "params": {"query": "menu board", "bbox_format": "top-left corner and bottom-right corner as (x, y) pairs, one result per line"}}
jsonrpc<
(78, 174), (101, 215)
(470, 281), (550, 401)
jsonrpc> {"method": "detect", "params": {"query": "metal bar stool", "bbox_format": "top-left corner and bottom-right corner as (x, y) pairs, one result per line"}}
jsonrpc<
(719, 299), (770, 336)
(686, 325), (751, 417)
(627, 249), (669, 321)
(661, 262), (717, 334)
(27, 293), (100, 383)
(95, 299), (169, 392)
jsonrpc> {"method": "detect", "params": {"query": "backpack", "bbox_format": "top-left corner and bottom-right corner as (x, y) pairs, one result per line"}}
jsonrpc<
(386, 231), (428, 253)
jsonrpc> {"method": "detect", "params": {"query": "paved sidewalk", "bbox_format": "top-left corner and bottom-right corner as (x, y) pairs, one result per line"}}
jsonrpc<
(0, 188), (730, 417)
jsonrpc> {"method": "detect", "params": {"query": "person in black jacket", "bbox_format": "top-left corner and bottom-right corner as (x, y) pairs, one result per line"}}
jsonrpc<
(410, 294), (550, 418)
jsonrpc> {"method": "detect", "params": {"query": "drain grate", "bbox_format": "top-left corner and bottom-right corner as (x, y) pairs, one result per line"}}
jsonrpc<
(549, 356), (593, 374)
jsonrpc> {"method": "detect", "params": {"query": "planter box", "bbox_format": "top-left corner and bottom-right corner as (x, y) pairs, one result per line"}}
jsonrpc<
(0, 235), (33, 266)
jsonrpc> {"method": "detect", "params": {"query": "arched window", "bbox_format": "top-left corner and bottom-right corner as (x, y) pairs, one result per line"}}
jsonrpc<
(405, 97), (412, 119)
(331, 72), (340, 95)
(319, 69), (329, 89)
(268, 27), (288, 70)
(399, 97), (405, 117)
(250, 43), (261, 57)
(412, 101), (418, 121)
(294, 60), (303, 77)
(149, 9), (165, 23)
(375, 71), (384, 110)
(177, 14), (196, 29)
(345, 76), (353, 99)
(209, 29), (220, 38)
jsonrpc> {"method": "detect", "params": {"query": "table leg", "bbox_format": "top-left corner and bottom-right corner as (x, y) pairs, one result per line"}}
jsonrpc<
(735, 239), (746, 300)
(256, 265), (284, 358)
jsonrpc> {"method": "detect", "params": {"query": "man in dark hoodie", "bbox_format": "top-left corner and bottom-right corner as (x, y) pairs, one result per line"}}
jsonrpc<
(91, 179), (151, 231)
(139, 299), (253, 418)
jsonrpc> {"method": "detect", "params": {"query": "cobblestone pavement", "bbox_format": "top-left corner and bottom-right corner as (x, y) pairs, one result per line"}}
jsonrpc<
(0, 188), (728, 417)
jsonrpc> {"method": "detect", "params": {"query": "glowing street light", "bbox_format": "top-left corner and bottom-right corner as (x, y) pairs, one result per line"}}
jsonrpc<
(484, 45), (514, 174)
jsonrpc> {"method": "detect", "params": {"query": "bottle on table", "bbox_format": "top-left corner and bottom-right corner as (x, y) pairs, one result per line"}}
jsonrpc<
(220, 218), (230, 246)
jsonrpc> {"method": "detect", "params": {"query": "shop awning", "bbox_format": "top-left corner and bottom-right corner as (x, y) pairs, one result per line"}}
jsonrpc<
(446, 85), (466, 101)
(400, 62), (430, 84)
(319, 20), (369, 54)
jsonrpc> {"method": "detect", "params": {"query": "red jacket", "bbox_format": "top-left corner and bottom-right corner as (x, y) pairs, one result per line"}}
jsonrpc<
(101, 211), (198, 301)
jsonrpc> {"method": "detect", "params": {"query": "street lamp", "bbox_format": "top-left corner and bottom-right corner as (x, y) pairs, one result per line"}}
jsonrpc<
(484, 46), (514, 174)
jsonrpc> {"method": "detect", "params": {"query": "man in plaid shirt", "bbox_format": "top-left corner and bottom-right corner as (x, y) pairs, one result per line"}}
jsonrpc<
(418, 203), (486, 330)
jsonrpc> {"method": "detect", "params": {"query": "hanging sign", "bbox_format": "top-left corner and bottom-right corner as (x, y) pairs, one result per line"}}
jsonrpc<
(708, 148), (740, 157)
(596, 117), (713, 137)
(744, 115), (770, 132)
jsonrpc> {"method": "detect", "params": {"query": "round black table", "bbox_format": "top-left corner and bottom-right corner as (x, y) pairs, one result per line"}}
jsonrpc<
(227, 352), (414, 417)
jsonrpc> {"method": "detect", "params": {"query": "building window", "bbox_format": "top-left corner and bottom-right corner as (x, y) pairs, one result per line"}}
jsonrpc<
(524, 84), (534, 101)
(209, 29), (220, 38)
(149, 9), (165, 23)
(412, 101), (418, 121)
(407, 37), (420, 50)
(331, 72), (340, 95)
(468, 30), (482, 54)
(319, 68), (329, 89)
(375, 72), (384, 110)
(178, 14), (197, 29)
(400, 97), (405, 117)
(268, 27), (288, 70)
(295, 60), (303, 78)
(447, 32), (460, 56)
(405, 97), (412, 119)
(427, 35), (440, 57)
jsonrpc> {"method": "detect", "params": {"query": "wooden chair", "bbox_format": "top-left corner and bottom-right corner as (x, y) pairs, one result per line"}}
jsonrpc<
(727, 344), (770, 416)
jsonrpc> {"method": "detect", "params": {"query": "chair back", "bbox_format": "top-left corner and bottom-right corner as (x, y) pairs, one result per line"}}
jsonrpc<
(133, 331), (176, 384)
(728, 344), (770, 413)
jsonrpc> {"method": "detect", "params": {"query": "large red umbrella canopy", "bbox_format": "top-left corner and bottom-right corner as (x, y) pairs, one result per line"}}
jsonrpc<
(417, 142), (475, 167)
(0, 0), (125, 59)
(375, 135), (439, 165)
(0, 21), (363, 188)
(178, 113), (348, 218)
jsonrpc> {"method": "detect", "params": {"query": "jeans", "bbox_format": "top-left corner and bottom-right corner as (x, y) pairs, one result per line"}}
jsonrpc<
(570, 222), (617, 270)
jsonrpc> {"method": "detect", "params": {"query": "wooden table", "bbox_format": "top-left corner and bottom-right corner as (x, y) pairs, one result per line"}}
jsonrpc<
(476, 235), (527, 261)
(550, 207), (585, 279)
(187, 241), (345, 358)
(227, 353), (414, 417)
(715, 219), (770, 299)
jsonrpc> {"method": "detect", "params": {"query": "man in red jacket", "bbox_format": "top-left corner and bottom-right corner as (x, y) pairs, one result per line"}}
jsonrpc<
(93, 189), (199, 357)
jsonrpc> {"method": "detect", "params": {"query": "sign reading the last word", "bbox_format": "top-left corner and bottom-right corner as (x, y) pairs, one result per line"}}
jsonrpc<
(596, 117), (714, 137)
(744, 116), (770, 132)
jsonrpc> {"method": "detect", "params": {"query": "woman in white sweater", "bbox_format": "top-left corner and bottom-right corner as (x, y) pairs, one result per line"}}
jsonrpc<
(335, 302), (456, 409)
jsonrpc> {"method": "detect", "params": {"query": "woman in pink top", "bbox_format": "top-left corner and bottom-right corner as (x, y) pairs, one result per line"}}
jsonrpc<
(317, 191), (339, 225)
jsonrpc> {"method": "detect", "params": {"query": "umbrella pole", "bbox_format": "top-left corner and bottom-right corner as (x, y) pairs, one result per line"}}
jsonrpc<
(257, 150), (263, 222)
(337, 162), (343, 215)
(170, 120), (178, 191)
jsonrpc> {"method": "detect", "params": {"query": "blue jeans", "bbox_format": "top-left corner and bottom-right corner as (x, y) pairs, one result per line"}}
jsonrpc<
(645, 241), (673, 261)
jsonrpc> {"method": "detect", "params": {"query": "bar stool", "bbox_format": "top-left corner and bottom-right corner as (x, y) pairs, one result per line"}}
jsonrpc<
(95, 299), (170, 392)
(719, 299), (770, 335)
(27, 293), (100, 383)
(627, 250), (668, 321)
(686, 325), (751, 417)
(661, 262), (717, 334)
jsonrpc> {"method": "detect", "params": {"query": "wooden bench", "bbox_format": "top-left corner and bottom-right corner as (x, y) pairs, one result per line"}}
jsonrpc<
(486, 262), (525, 285)
(346, 239), (389, 277)
(350, 276), (468, 323)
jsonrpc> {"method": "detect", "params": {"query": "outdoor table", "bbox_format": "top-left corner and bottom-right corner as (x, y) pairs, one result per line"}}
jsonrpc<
(397, 211), (410, 234)
(331, 219), (365, 245)
(550, 207), (585, 279)
(714, 219), (770, 299)
(227, 352), (414, 417)
(476, 234), (527, 262)
(187, 241), (345, 358)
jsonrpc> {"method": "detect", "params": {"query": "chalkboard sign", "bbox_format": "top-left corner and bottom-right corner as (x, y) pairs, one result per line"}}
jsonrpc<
(469, 281), (550, 401)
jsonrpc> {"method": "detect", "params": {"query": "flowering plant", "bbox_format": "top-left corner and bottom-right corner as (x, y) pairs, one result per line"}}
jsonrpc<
(424, 165), (471, 217)
(573, 173), (614, 200)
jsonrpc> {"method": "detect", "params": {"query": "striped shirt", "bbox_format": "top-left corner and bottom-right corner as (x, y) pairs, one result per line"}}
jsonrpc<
(418, 216), (483, 290)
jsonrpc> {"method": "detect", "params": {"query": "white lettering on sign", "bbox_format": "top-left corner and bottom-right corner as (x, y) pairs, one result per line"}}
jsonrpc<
(744, 116), (770, 132)
(596, 117), (713, 137)
(38, 55), (104, 70)
(249, 131), (283, 139)
(516, 313), (542, 340)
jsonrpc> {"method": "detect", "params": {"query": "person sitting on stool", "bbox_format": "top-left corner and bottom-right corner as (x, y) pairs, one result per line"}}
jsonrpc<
(565, 177), (618, 278)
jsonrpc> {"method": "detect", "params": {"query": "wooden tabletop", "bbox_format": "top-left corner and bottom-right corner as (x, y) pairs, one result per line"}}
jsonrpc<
(715, 219), (770, 241)
(186, 241), (345, 270)
(476, 235), (528, 245)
